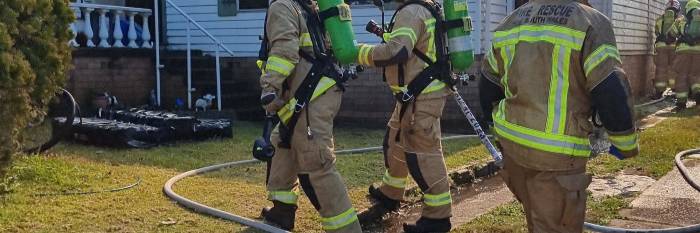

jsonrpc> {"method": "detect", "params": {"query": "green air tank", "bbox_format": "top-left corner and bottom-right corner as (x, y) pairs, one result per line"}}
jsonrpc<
(444, 0), (474, 72)
(317, 0), (359, 64)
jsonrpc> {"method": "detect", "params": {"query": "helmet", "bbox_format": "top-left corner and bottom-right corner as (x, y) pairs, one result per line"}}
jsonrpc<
(666, 0), (681, 11)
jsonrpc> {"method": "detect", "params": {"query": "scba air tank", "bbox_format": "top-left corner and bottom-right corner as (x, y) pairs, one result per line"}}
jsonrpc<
(444, 0), (474, 72)
(317, 0), (359, 64)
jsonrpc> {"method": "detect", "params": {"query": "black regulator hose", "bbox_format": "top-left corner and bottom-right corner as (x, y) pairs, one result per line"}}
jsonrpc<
(584, 149), (700, 233)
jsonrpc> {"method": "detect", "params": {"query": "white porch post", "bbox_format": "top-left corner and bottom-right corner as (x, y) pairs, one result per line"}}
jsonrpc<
(83, 7), (96, 47)
(127, 12), (139, 48)
(141, 12), (153, 48)
(97, 9), (110, 47)
(112, 10), (125, 48)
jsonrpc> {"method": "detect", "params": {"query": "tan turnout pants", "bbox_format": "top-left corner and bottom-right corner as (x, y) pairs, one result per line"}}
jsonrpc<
(379, 97), (452, 219)
(500, 154), (592, 233)
(267, 87), (361, 233)
(673, 52), (700, 102)
(654, 46), (677, 93)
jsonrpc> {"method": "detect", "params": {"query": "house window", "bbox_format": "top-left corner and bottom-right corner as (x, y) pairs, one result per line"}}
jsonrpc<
(218, 0), (269, 17)
(240, 0), (269, 10)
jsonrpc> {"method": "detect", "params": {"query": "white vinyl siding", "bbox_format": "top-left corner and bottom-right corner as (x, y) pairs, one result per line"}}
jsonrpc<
(610, 0), (665, 55)
(165, 0), (496, 57)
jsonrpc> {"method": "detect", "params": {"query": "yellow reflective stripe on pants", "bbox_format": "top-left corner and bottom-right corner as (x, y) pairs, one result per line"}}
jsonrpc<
(424, 192), (452, 207)
(358, 44), (375, 66)
(494, 117), (592, 157)
(277, 77), (337, 124)
(676, 43), (700, 52)
(321, 208), (359, 231)
(300, 33), (313, 47)
(268, 190), (299, 205)
(692, 84), (700, 92)
(382, 171), (407, 189)
(655, 82), (668, 88)
(266, 56), (295, 77)
(493, 24), (585, 50)
(609, 134), (639, 151)
(385, 27), (418, 46)
(389, 79), (446, 95)
(546, 45), (572, 135)
(584, 44), (621, 77)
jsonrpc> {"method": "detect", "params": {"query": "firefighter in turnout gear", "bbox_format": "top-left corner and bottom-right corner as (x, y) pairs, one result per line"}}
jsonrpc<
(353, 0), (454, 232)
(480, 0), (639, 232)
(257, 0), (361, 232)
(673, 0), (700, 109)
(653, 0), (683, 98)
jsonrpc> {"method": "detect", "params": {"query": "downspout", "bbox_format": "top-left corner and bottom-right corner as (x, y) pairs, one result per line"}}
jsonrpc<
(154, 0), (162, 106)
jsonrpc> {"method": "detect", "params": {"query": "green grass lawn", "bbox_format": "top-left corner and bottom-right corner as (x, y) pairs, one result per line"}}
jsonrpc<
(456, 108), (700, 233)
(0, 121), (490, 232)
(1, 108), (697, 232)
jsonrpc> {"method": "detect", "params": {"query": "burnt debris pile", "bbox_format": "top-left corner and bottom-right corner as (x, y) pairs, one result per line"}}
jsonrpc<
(56, 109), (232, 148)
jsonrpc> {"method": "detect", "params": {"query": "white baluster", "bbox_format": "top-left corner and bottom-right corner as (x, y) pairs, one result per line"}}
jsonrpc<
(83, 7), (95, 47)
(69, 8), (79, 47)
(127, 11), (139, 48)
(112, 10), (125, 48)
(140, 12), (152, 48)
(97, 9), (110, 48)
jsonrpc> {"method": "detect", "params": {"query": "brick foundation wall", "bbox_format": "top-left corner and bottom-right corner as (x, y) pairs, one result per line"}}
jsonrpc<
(620, 54), (654, 100)
(67, 49), (154, 111)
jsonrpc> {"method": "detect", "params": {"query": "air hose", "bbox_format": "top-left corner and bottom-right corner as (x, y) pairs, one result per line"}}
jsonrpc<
(584, 149), (700, 233)
(33, 176), (141, 197)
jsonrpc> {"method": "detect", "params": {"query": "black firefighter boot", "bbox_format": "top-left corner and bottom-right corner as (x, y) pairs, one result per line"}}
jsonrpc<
(261, 201), (297, 231)
(368, 183), (400, 211)
(403, 217), (452, 233)
(358, 184), (401, 223)
(675, 100), (688, 111)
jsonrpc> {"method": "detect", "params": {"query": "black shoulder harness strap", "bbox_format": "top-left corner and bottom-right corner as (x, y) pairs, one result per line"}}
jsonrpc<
(276, 0), (345, 148)
(389, 0), (462, 103)
(389, 0), (466, 142)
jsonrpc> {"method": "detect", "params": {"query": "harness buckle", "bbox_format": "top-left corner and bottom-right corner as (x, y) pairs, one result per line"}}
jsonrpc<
(294, 102), (306, 113)
(401, 92), (414, 103)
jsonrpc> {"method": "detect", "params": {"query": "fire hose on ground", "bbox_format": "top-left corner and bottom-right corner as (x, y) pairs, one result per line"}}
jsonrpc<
(163, 95), (692, 232)
(162, 133), (494, 233)
(584, 148), (700, 233)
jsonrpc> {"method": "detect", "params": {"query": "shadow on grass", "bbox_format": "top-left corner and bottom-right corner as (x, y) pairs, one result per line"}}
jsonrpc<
(52, 120), (489, 189)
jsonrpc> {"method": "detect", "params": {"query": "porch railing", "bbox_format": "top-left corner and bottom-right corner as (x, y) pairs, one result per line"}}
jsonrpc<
(69, 3), (153, 48)
(155, 0), (236, 111)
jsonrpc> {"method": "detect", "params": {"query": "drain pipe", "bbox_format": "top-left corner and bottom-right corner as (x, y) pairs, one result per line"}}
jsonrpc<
(584, 149), (700, 233)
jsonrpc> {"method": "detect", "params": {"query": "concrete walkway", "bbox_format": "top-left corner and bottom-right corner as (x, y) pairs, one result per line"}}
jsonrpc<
(610, 159), (700, 229)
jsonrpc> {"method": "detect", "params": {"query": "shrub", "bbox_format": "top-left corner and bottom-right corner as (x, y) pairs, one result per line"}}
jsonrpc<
(0, 0), (74, 177)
